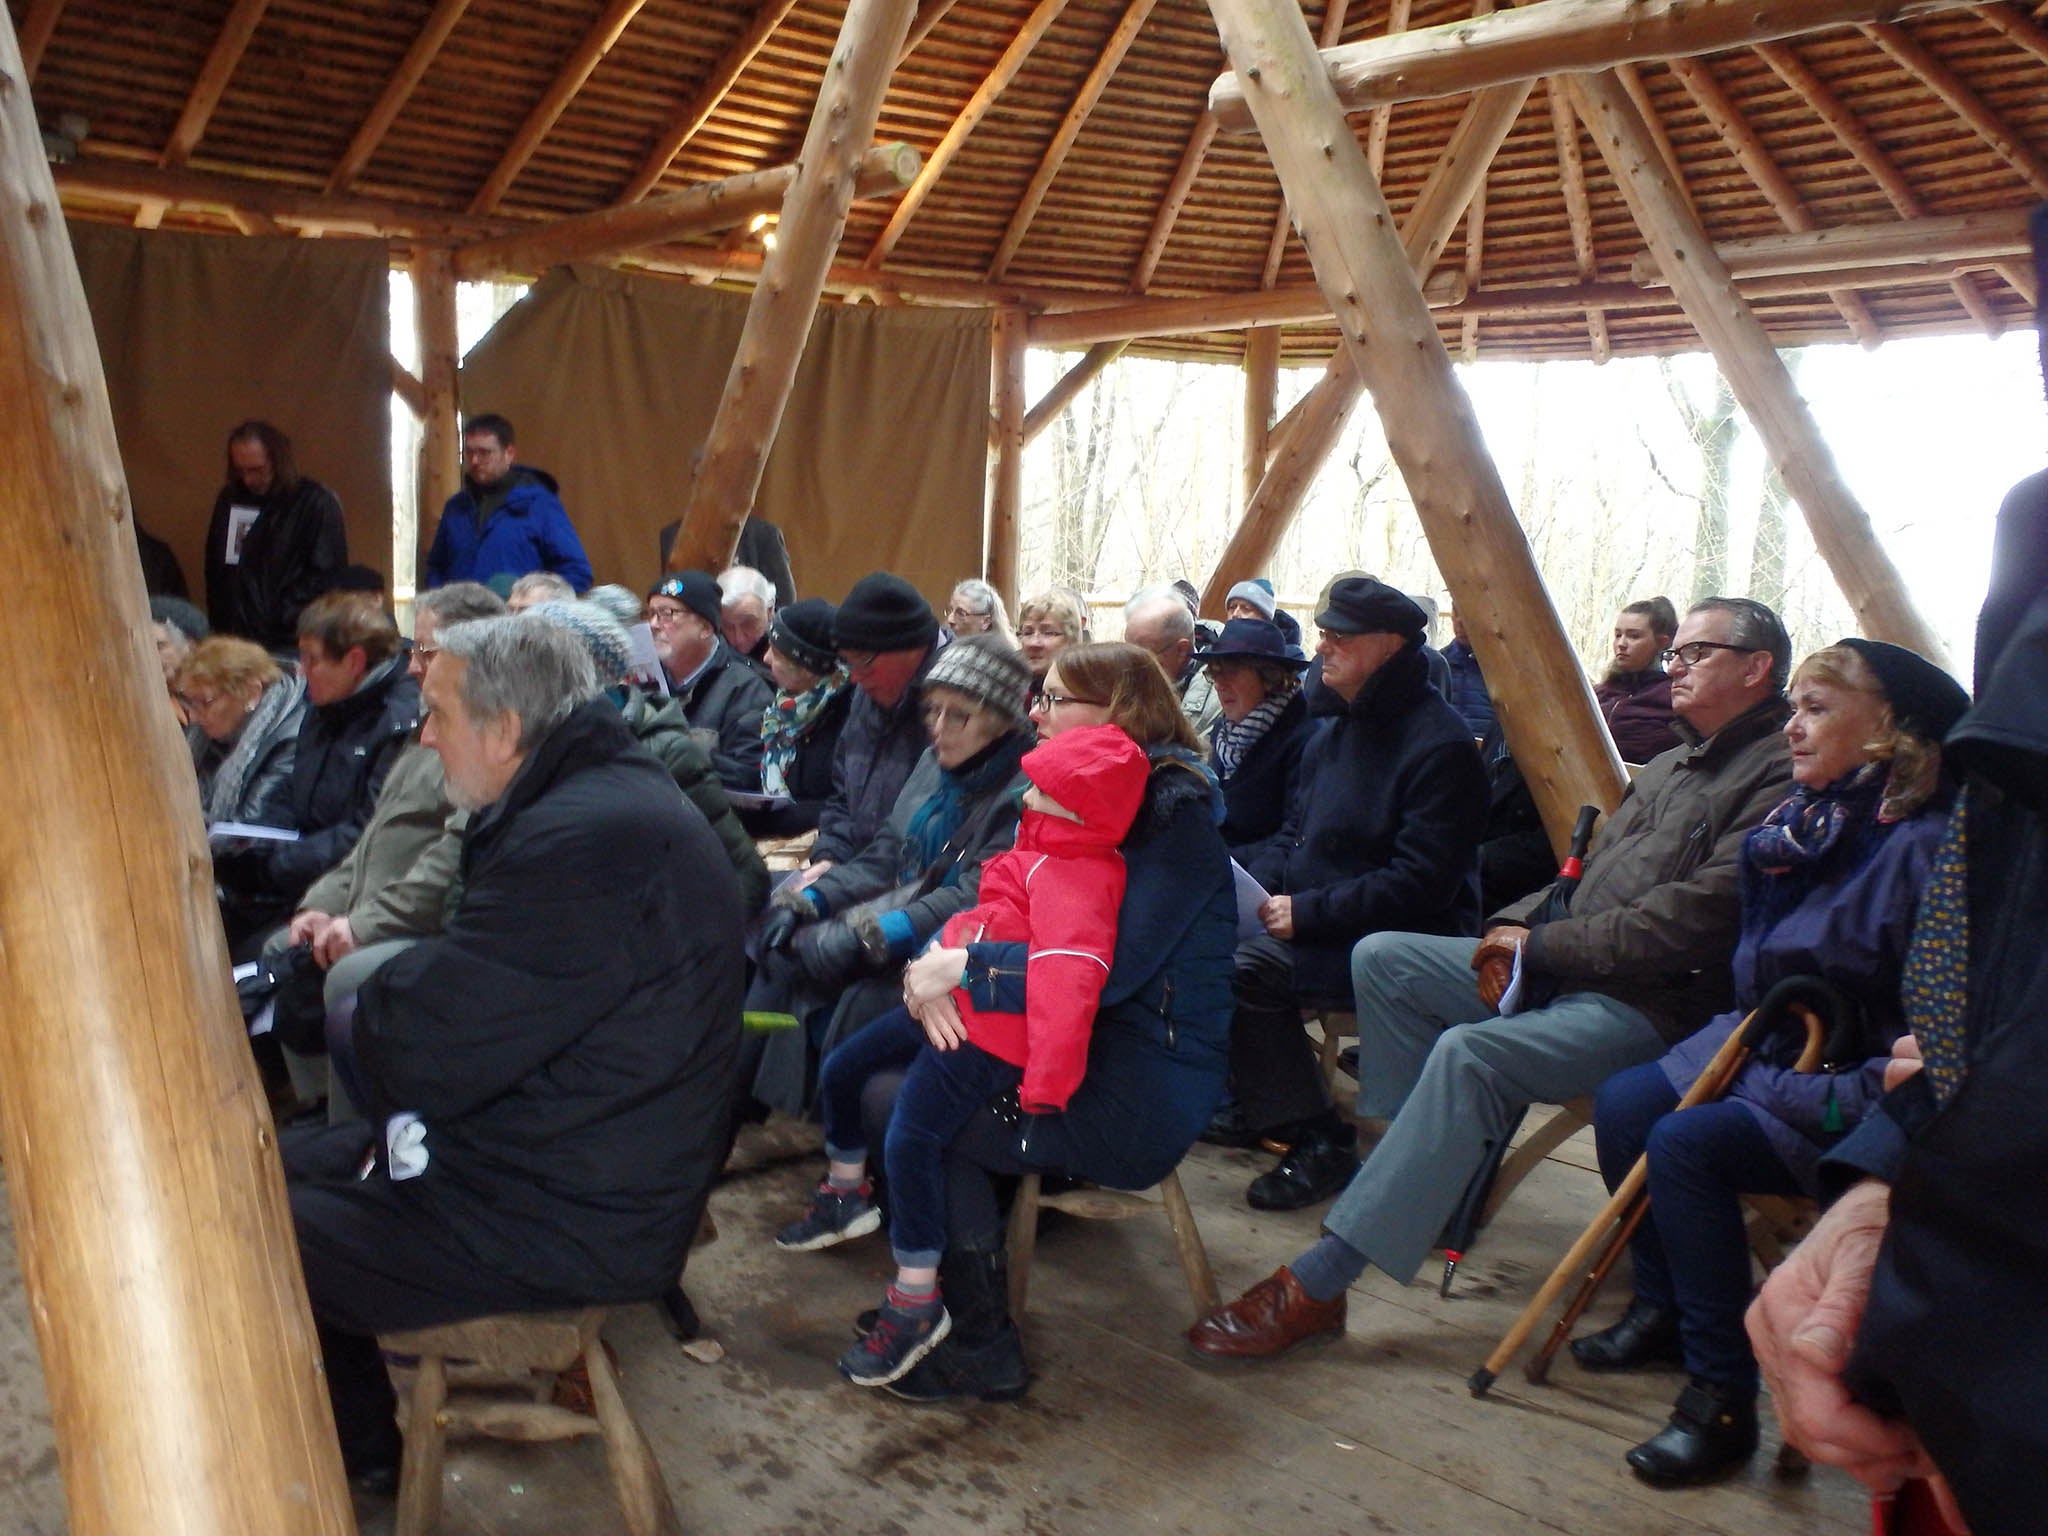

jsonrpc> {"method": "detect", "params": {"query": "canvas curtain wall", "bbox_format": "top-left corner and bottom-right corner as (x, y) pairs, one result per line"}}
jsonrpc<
(456, 264), (991, 607)
(68, 222), (394, 599)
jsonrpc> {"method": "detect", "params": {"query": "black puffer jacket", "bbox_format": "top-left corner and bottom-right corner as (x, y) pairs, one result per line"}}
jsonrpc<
(203, 476), (349, 650)
(261, 657), (421, 900)
(1247, 643), (1487, 1002)
(353, 700), (744, 1302)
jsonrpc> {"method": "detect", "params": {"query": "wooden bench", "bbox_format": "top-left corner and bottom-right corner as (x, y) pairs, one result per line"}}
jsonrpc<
(379, 1309), (681, 1536)
(1006, 1167), (1220, 1326)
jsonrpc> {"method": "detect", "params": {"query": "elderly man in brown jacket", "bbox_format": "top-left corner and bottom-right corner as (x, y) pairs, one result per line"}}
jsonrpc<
(1189, 596), (1797, 1358)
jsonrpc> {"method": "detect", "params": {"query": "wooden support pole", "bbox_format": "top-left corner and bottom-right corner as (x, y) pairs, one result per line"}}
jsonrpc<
(619, 0), (804, 203)
(1208, 0), (1973, 128)
(669, 0), (920, 575)
(1022, 339), (1127, 445)
(327, 0), (474, 193)
(1568, 70), (1946, 662)
(1201, 0), (1624, 849)
(1625, 206), (2034, 284)
(1195, 81), (1531, 613)
(988, 308), (1028, 602)
(1258, 0), (1353, 291)
(390, 355), (427, 417)
(470, 0), (651, 215)
(162, 0), (273, 168)
(1241, 325), (1280, 512)
(412, 245), (462, 586)
(0, 17), (354, 1531)
(455, 143), (920, 281)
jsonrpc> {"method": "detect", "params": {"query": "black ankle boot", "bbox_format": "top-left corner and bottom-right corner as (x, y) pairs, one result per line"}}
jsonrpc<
(1570, 1298), (1683, 1372)
(886, 1239), (1029, 1403)
(1626, 1377), (1759, 1486)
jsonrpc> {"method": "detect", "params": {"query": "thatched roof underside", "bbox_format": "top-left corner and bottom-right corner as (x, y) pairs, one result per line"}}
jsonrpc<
(19, 0), (2048, 363)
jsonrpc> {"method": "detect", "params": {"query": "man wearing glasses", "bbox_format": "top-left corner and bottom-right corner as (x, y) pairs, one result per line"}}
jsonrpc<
(1190, 596), (1796, 1361)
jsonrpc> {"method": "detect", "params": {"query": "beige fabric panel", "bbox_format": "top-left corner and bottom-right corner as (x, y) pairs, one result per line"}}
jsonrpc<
(67, 222), (394, 596)
(457, 264), (991, 607)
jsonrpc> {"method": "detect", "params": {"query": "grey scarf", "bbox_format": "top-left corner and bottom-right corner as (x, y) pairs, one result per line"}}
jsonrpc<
(206, 674), (306, 822)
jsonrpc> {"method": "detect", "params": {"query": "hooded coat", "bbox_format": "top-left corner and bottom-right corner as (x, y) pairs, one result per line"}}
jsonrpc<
(940, 726), (1150, 1112)
(1246, 642), (1487, 1002)
(351, 699), (744, 1301)
(423, 466), (592, 592)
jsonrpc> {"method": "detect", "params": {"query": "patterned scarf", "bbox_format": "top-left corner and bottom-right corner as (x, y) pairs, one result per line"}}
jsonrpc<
(1212, 682), (1297, 781)
(1901, 796), (1970, 1105)
(760, 669), (849, 796)
(1745, 760), (1889, 875)
(205, 674), (306, 823)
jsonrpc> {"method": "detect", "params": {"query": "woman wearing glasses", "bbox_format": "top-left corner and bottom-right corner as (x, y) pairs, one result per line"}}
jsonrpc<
(177, 635), (308, 833)
(853, 641), (1237, 1403)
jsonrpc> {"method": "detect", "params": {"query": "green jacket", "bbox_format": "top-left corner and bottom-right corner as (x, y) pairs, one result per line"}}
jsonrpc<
(296, 738), (465, 946)
(1497, 696), (1793, 1043)
(618, 689), (770, 913)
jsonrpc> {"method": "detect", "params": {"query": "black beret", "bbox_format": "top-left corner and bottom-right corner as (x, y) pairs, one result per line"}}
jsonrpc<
(1836, 638), (1970, 743)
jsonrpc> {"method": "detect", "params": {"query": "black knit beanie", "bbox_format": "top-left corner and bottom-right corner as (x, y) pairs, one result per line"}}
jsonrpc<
(834, 573), (938, 653)
(769, 597), (840, 676)
(1837, 638), (1971, 743)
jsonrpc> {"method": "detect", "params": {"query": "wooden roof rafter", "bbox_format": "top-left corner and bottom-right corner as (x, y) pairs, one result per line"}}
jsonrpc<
(862, 0), (1075, 268)
(617, 0), (804, 204)
(161, 0), (274, 170)
(1858, 20), (2048, 199)
(1364, 0), (1413, 178)
(1662, 53), (1882, 346)
(1546, 79), (1610, 362)
(1129, 106), (1220, 291)
(325, 0), (475, 194)
(17, 0), (66, 80)
(469, 0), (653, 216)
(987, 0), (1161, 281)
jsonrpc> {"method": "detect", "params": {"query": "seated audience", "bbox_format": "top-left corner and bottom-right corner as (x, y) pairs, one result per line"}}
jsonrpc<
(1199, 617), (1311, 851)
(180, 636), (307, 832)
(1016, 589), (1085, 702)
(1222, 580), (1486, 1208)
(749, 597), (854, 837)
(780, 724), (1152, 1388)
(857, 641), (1237, 1402)
(1186, 597), (1794, 1361)
(531, 598), (769, 914)
(719, 565), (777, 672)
(805, 573), (948, 873)
(1578, 638), (1964, 1487)
(424, 413), (591, 593)
(1442, 604), (1498, 739)
(211, 592), (420, 956)
(945, 578), (1017, 648)
(505, 571), (575, 612)
(1598, 596), (1680, 762)
(646, 570), (773, 791)
(1125, 583), (1221, 736)
(285, 614), (743, 1488)
(204, 419), (349, 650)
(753, 635), (1034, 1109)
(271, 581), (505, 1114)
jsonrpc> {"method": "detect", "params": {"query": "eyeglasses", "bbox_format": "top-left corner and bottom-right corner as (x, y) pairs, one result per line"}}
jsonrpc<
(646, 605), (687, 628)
(922, 701), (984, 732)
(841, 649), (880, 672)
(1030, 690), (1107, 712)
(178, 691), (220, 713)
(413, 644), (440, 663)
(1661, 641), (1755, 667)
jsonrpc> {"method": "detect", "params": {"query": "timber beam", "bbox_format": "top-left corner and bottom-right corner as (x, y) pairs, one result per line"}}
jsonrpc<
(1626, 206), (2034, 284)
(1031, 269), (1467, 345)
(1208, 0), (1975, 128)
(454, 143), (921, 280)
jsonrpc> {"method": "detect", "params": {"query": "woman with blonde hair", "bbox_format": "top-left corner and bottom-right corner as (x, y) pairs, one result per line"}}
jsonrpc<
(1575, 638), (1968, 1488)
(1014, 588), (1087, 694)
(176, 635), (307, 828)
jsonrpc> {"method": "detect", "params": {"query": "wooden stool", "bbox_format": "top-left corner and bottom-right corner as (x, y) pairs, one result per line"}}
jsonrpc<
(1005, 1167), (1220, 1325)
(379, 1309), (681, 1536)
(1310, 1009), (1357, 1094)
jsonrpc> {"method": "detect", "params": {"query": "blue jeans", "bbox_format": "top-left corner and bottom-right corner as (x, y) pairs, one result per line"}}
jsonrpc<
(1594, 1062), (1805, 1392)
(816, 1005), (1021, 1269)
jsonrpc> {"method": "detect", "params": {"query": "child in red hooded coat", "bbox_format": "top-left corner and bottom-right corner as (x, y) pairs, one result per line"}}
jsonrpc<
(776, 724), (1152, 1388)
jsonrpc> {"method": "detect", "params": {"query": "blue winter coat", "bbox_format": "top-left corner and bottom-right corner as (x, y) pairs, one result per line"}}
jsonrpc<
(1213, 688), (1312, 854)
(424, 467), (592, 591)
(961, 752), (1236, 1191)
(1248, 642), (1487, 1002)
(1442, 639), (1497, 738)
(1658, 801), (1946, 1191)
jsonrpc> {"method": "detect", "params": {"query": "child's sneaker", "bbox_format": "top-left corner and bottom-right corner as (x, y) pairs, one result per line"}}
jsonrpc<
(838, 1289), (950, 1386)
(774, 1181), (881, 1251)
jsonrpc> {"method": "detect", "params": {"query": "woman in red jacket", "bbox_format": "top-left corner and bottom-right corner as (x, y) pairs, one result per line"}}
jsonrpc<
(773, 724), (1151, 1388)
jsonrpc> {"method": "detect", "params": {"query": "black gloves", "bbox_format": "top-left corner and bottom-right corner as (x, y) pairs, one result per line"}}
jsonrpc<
(759, 885), (817, 953)
(790, 917), (867, 986)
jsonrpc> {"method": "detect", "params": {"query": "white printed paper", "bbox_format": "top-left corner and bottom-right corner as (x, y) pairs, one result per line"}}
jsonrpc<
(224, 504), (260, 565)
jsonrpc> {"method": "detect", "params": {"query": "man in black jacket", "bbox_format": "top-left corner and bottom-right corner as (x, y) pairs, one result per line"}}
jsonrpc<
(647, 570), (772, 790)
(1227, 578), (1488, 1210)
(203, 419), (348, 650)
(287, 613), (745, 1487)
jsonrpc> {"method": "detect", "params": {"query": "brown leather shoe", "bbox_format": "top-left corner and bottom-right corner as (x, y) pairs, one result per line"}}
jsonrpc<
(1185, 1266), (1346, 1360)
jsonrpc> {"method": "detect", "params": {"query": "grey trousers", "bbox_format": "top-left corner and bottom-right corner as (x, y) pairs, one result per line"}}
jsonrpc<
(1325, 931), (1667, 1285)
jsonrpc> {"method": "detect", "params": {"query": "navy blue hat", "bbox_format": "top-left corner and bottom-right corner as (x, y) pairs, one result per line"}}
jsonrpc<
(1315, 576), (1427, 640)
(1198, 617), (1310, 668)
(649, 569), (721, 629)
(1836, 638), (1970, 743)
